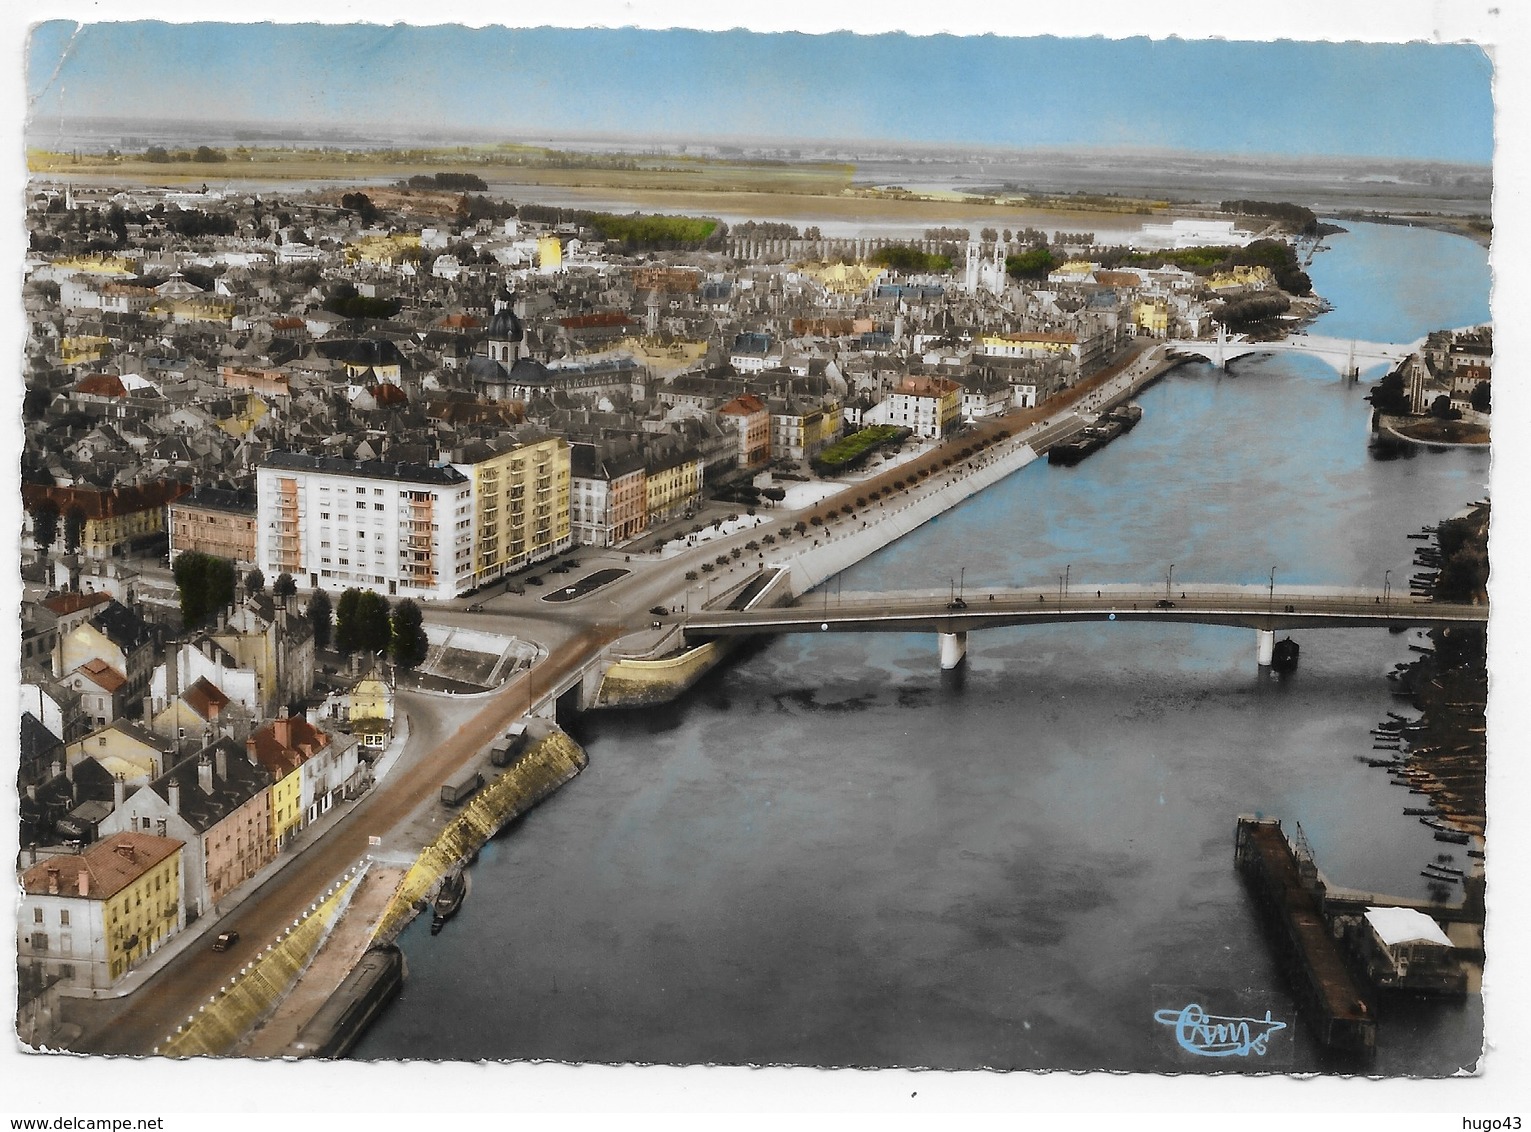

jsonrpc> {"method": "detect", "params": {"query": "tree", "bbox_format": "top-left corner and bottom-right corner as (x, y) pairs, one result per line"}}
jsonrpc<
(307, 590), (333, 651)
(273, 572), (298, 599)
(354, 591), (393, 656)
(245, 567), (265, 595)
(1367, 368), (1412, 415)
(1430, 394), (1461, 421)
(173, 552), (236, 628)
(62, 507), (87, 554)
(29, 500), (59, 552)
(334, 588), (362, 655)
(1470, 381), (1490, 413)
(390, 600), (429, 670)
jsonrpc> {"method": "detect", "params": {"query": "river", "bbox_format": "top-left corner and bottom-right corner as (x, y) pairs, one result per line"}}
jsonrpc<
(353, 220), (1490, 1074)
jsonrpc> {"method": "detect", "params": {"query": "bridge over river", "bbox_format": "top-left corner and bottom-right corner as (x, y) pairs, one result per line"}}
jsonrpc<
(1163, 328), (1421, 377)
(680, 582), (1486, 669)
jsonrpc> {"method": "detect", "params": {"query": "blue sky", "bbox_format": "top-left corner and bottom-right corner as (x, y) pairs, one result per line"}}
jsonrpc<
(25, 22), (1494, 162)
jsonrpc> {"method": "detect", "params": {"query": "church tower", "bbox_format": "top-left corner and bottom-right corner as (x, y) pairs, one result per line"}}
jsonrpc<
(486, 281), (525, 366)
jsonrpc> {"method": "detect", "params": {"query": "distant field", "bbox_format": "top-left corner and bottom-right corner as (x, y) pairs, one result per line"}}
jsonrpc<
(27, 149), (857, 196)
(26, 147), (1488, 237)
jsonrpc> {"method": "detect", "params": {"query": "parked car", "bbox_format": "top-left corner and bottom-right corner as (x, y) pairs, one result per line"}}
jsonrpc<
(649, 606), (669, 616)
(212, 930), (239, 952)
(526, 576), (544, 586)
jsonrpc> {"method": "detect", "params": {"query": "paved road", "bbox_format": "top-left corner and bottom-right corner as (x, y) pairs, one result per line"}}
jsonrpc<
(72, 626), (622, 1055)
(69, 340), (1163, 1054)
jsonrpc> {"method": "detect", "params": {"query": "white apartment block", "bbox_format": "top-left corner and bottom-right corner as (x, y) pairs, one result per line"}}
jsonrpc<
(257, 453), (474, 602)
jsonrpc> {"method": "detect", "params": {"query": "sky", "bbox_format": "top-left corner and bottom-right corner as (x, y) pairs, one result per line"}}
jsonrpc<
(24, 20), (1495, 163)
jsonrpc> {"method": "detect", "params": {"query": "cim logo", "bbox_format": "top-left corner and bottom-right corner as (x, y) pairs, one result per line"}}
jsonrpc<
(1153, 1002), (1289, 1059)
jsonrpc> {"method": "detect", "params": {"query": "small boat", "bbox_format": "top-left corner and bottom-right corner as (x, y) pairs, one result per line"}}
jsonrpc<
(1421, 870), (1459, 883)
(430, 869), (470, 935)
(1403, 807), (1434, 816)
(1434, 830), (1471, 845)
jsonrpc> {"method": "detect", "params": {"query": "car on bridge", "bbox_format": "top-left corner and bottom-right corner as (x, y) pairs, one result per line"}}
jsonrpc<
(948, 597), (968, 610)
(1156, 599), (1176, 609)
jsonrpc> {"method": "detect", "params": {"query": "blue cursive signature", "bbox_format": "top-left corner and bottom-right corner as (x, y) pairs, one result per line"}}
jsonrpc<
(1153, 1003), (1288, 1058)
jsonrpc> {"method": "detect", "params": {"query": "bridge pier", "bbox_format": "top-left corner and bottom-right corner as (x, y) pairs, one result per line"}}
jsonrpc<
(938, 631), (967, 671)
(1256, 629), (1276, 667)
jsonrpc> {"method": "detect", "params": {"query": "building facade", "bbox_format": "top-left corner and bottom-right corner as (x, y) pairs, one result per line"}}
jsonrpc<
(18, 832), (185, 991)
(257, 453), (474, 601)
(451, 431), (573, 585)
(169, 487), (258, 565)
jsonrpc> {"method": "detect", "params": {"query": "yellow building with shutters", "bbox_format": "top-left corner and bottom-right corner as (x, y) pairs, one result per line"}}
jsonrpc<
(19, 832), (184, 990)
(1133, 301), (1170, 337)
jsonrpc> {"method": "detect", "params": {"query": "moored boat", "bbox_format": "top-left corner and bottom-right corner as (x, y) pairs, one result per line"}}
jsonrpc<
(430, 868), (470, 935)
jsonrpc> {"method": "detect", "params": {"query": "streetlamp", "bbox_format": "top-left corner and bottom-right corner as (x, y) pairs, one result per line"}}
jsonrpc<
(1166, 563), (1175, 599)
(1384, 569), (1392, 608)
(1065, 563), (1071, 597)
(1269, 567), (1276, 609)
(1058, 573), (1064, 599)
(959, 567), (966, 603)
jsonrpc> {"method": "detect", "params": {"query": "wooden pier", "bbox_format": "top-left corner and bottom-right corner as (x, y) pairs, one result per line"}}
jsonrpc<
(1234, 816), (1377, 1057)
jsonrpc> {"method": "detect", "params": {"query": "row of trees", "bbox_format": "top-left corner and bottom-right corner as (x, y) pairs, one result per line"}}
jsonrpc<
(163, 563), (430, 670)
(28, 501), (85, 556)
(306, 588), (429, 669)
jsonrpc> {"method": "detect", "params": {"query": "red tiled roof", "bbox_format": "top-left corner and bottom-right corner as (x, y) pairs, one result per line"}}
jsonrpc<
(367, 382), (409, 406)
(719, 394), (768, 415)
(897, 375), (961, 397)
(22, 481), (191, 521)
(21, 832), (182, 900)
(76, 373), (128, 398)
(74, 658), (127, 694)
(43, 591), (113, 617)
(247, 715), (331, 777)
(180, 677), (230, 721)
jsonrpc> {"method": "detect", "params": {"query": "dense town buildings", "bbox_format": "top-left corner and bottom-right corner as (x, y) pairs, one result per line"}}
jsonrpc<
(19, 175), (1362, 1045)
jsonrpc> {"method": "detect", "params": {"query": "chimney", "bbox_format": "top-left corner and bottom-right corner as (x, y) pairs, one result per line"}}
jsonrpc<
(197, 755), (214, 795)
(214, 743), (229, 781)
(77, 870), (90, 897)
(144, 695), (156, 724)
(246, 734), (259, 764)
(167, 777), (181, 815)
(167, 641), (180, 701)
(114, 842), (135, 862)
(113, 774), (125, 810)
(276, 716), (291, 749)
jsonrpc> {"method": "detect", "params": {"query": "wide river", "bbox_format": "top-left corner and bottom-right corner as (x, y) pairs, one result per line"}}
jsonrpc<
(355, 220), (1491, 1074)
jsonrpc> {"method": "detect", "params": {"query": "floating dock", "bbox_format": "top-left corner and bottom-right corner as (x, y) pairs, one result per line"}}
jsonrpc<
(1234, 816), (1376, 1057)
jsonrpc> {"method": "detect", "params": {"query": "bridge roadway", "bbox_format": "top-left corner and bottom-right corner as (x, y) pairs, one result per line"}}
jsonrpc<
(1163, 333), (1417, 375)
(680, 585), (1486, 667)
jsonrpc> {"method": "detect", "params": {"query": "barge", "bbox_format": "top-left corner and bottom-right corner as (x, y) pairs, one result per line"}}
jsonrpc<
(1234, 816), (1376, 1057)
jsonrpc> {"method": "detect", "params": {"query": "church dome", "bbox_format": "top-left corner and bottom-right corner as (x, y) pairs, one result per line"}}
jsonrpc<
(489, 304), (524, 343)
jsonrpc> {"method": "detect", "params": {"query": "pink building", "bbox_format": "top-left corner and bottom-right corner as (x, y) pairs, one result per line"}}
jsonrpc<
(718, 393), (772, 468)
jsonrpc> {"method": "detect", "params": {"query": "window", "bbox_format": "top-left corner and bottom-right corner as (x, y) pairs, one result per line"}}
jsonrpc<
(33, 907), (42, 924)
(59, 909), (69, 927)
